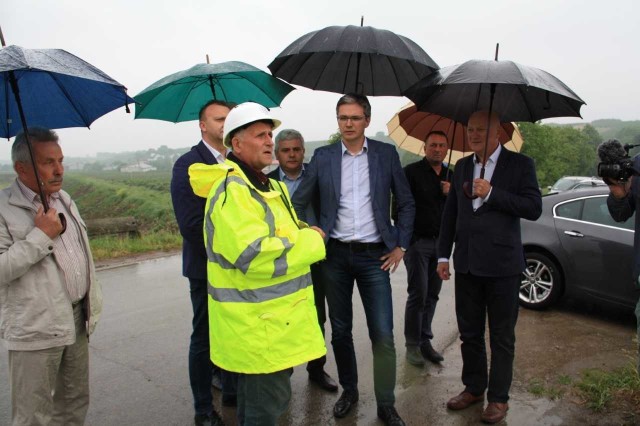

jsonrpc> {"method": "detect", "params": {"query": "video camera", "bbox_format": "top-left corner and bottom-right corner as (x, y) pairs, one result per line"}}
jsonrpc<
(597, 139), (640, 182)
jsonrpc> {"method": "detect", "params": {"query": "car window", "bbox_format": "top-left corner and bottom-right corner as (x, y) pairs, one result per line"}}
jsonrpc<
(582, 197), (635, 230)
(553, 178), (580, 191)
(556, 199), (583, 219)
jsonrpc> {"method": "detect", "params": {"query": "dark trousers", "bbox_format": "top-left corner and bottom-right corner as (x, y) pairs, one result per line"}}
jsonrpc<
(403, 237), (443, 347)
(454, 272), (520, 403)
(307, 263), (327, 374)
(188, 278), (237, 415)
(323, 240), (396, 406)
(236, 368), (293, 426)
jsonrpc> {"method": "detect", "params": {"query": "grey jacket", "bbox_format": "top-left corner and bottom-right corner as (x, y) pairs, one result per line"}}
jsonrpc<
(0, 179), (103, 351)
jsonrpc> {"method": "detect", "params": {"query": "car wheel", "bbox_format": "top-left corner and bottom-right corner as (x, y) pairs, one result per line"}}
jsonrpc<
(519, 252), (563, 309)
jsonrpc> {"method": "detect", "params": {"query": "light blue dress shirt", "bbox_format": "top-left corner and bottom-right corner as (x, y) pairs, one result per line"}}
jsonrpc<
(278, 165), (305, 196)
(330, 139), (381, 243)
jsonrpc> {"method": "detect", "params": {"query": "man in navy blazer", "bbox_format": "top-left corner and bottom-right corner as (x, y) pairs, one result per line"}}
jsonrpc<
(292, 94), (415, 426)
(437, 110), (542, 424)
(170, 100), (231, 426)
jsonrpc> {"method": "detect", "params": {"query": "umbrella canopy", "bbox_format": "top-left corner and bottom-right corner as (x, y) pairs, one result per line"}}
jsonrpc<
(387, 102), (523, 164)
(268, 24), (439, 96)
(1, 45), (135, 138)
(403, 59), (586, 123)
(134, 61), (294, 122)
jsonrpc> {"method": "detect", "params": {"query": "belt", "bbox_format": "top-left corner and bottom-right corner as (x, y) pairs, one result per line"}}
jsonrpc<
(329, 238), (385, 252)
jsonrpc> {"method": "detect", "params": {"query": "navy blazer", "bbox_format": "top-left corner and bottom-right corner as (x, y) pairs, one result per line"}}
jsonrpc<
(437, 148), (542, 277)
(292, 139), (415, 251)
(170, 141), (217, 279)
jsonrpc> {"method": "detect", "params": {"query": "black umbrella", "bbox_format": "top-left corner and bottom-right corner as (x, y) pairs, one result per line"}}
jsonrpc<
(403, 53), (586, 123)
(268, 20), (438, 96)
(404, 45), (585, 195)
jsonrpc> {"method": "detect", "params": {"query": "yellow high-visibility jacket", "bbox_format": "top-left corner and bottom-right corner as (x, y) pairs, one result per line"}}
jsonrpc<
(189, 160), (327, 374)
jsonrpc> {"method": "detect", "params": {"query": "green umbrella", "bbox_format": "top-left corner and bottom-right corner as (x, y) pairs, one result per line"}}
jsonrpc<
(134, 61), (294, 122)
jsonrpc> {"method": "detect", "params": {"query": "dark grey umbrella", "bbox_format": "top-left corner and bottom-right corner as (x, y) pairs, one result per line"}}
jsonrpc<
(403, 58), (586, 123)
(404, 47), (586, 198)
(268, 23), (438, 96)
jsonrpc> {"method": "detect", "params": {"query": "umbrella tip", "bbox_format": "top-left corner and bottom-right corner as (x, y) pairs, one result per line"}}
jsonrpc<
(206, 54), (210, 64)
(360, 16), (364, 26)
(0, 25), (6, 47)
(494, 43), (499, 61)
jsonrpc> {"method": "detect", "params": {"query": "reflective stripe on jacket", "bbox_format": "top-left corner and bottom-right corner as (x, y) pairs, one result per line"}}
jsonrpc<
(189, 160), (326, 374)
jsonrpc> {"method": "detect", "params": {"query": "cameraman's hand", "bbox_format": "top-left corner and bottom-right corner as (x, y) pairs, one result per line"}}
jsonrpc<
(607, 177), (632, 200)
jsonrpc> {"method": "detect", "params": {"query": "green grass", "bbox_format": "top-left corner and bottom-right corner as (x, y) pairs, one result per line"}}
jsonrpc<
(89, 230), (181, 260)
(575, 365), (640, 412)
(527, 376), (569, 400)
(527, 366), (640, 413)
(63, 172), (177, 233)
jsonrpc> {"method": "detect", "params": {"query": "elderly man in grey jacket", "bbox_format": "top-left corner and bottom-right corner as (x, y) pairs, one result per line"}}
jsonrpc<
(0, 127), (103, 426)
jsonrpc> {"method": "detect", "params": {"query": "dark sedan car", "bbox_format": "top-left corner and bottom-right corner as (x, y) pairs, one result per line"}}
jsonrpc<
(519, 187), (637, 310)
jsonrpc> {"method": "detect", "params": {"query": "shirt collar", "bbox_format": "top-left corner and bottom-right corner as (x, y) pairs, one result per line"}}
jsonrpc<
(474, 143), (502, 165)
(202, 140), (226, 161)
(279, 164), (305, 181)
(16, 178), (60, 204)
(340, 138), (368, 156)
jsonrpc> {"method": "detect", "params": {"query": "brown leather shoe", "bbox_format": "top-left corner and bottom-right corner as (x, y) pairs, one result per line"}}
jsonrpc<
(446, 391), (485, 410)
(481, 402), (509, 424)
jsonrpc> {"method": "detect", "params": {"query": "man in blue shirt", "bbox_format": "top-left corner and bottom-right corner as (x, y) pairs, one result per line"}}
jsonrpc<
(292, 94), (415, 426)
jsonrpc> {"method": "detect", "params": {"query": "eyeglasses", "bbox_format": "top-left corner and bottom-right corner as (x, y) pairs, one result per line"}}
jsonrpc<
(337, 115), (366, 123)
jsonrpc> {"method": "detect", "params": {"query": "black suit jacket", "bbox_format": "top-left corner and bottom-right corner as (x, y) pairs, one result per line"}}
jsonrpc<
(170, 141), (217, 279)
(437, 148), (542, 277)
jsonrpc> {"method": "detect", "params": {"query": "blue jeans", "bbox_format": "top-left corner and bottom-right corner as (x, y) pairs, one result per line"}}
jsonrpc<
(323, 240), (396, 406)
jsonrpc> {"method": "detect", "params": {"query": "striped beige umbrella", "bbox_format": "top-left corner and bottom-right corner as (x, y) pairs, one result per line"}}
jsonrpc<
(387, 102), (523, 165)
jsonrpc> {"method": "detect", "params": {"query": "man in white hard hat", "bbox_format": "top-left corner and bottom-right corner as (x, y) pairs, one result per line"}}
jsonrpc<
(189, 102), (328, 425)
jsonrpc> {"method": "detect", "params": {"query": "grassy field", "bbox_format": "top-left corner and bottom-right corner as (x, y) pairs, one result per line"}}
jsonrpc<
(1, 171), (182, 260)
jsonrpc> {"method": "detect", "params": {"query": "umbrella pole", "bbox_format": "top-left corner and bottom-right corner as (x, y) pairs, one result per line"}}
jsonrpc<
(445, 123), (456, 182)
(208, 76), (217, 98)
(7, 72), (51, 211)
(1, 25), (53, 213)
(480, 44), (500, 179)
(480, 83), (497, 179)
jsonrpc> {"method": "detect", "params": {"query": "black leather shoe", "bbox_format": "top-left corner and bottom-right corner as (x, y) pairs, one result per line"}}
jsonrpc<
(309, 370), (339, 392)
(377, 406), (406, 426)
(333, 389), (359, 418)
(194, 410), (225, 426)
(421, 341), (444, 363)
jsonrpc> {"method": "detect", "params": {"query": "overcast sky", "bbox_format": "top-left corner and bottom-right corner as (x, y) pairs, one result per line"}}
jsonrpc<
(1, 0), (638, 161)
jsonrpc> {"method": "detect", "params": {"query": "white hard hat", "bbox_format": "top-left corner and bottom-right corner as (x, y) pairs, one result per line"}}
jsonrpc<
(223, 102), (281, 148)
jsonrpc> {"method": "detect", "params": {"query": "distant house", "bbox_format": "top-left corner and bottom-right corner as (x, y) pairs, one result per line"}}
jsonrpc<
(121, 162), (157, 173)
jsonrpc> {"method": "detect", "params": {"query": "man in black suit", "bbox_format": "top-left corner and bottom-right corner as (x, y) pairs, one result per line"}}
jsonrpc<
(292, 94), (415, 426)
(267, 128), (337, 392)
(437, 110), (542, 424)
(170, 100), (232, 426)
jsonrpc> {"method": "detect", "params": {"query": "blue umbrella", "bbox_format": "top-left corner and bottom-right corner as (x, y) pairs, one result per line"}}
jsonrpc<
(1, 44), (135, 138)
(1, 35), (134, 216)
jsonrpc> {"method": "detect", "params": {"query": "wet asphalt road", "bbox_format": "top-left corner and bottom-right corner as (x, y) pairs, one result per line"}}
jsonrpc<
(0, 254), (635, 425)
